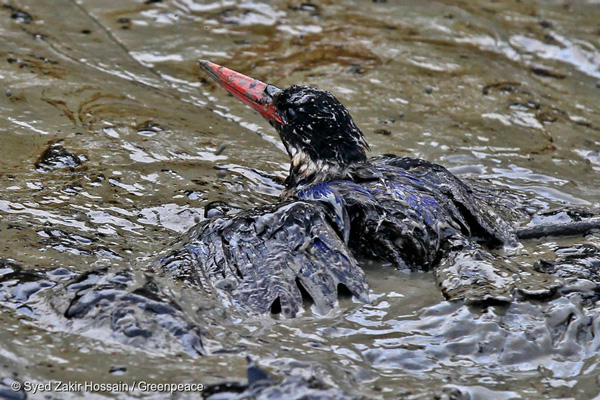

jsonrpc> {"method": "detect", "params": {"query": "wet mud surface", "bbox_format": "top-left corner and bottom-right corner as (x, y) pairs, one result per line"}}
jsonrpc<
(1, 0), (600, 399)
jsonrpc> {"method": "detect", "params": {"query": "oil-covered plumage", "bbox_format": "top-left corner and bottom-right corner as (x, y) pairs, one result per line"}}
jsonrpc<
(272, 86), (369, 197)
(292, 155), (532, 303)
(160, 201), (369, 318)
(158, 61), (597, 316)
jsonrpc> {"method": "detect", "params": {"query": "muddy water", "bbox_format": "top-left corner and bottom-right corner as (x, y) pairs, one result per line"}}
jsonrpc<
(1, 0), (600, 399)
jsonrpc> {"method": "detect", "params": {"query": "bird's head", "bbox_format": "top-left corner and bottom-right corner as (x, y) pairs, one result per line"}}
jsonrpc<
(199, 61), (369, 193)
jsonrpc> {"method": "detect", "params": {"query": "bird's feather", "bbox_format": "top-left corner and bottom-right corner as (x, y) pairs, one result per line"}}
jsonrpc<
(158, 201), (370, 318)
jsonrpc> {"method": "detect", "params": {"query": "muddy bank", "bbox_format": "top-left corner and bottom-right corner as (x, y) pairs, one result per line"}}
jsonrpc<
(1, 0), (600, 399)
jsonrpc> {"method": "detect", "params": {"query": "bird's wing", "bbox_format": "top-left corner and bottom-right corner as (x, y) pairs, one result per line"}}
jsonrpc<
(372, 156), (519, 246)
(157, 201), (370, 318)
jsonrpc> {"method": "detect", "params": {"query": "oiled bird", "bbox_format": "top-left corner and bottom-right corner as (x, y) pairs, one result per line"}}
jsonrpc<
(158, 61), (600, 317)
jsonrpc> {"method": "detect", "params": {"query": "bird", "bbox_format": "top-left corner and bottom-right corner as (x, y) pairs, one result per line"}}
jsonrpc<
(157, 61), (600, 318)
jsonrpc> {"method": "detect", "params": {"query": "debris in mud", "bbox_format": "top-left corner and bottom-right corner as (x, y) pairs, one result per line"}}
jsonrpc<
(537, 111), (558, 123)
(530, 64), (566, 79)
(192, 178), (209, 186)
(348, 64), (365, 74)
(214, 143), (227, 155)
(185, 189), (205, 200)
(509, 101), (540, 110)
(136, 120), (163, 136)
(109, 365), (127, 375)
(6, 57), (31, 69)
(3, 4), (33, 24)
(117, 17), (131, 30)
(374, 129), (392, 136)
(7, 54), (57, 69)
(35, 142), (82, 172)
(288, 3), (320, 15)
(482, 81), (531, 95)
(543, 33), (561, 45)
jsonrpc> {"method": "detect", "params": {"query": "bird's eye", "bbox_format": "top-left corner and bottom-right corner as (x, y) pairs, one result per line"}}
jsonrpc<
(285, 108), (297, 122)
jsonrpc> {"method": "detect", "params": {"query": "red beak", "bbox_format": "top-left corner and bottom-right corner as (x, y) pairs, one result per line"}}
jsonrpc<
(199, 60), (283, 125)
